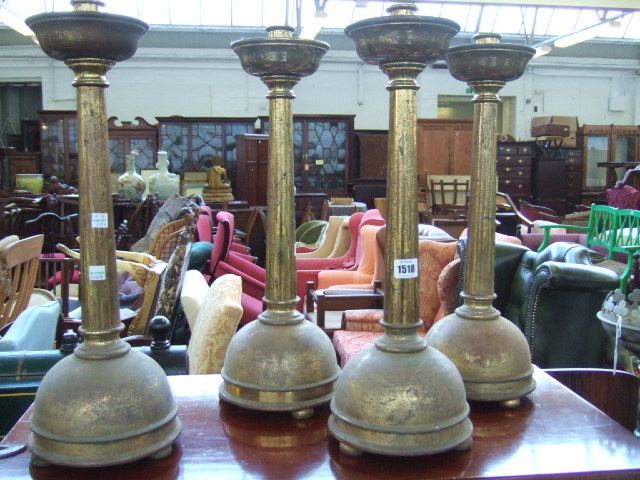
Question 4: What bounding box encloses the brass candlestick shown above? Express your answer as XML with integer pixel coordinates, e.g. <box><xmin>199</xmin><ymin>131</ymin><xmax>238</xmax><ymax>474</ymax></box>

<box><xmin>426</xmin><ymin>33</ymin><xmax>536</xmax><ymax>406</ymax></box>
<box><xmin>329</xmin><ymin>5</ymin><xmax>472</xmax><ymax>456</ymax></box>
<box><xmin>220</xmin><ymin>26</ymin><xmax>340</xmax><ymax>419</ymax></box>
<box><xmin>25</xmin><ymin>1</ymin><xmax>181</xmax><ymax>467</ymax></box>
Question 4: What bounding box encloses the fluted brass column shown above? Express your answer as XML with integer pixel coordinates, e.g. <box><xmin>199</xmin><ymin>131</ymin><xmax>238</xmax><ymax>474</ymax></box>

<box><xmin>426</xmin><ymin>33</ymin><xmax>536</xmax><ymax>406</ymax></box>
<box><xmin>220</xmin><ymin>26</ymin><xmax>340</xmax><ymax>418</ymax></box>
<box><xmin>329</xmin><ymin>4</ymin><xmax>473</xmax><ymax>457</ymax></box>
<box><xmin>25</xmin><ymin>1</ymin><xmax>180</xmax><ymax>467</ymax></box>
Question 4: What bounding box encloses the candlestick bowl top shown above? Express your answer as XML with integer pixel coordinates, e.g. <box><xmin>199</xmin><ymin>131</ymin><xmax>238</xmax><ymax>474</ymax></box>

<box><xmin>232</xmin><ymin>26</ymin><xmax>329</xmax><ymax>78</ymax></box>
<box><xmin>26</xmin><ymin>11</ymin><xmax>148</xmax><ymax>62</ymax></box>
<box><xmin>344</xmin><ymin>4</ymin><xmax>460</xmax><ymax>66</ymax></box>
<box><xmin>446</xmin><ymin>33</ymin><xmax>535</xmax><ymax>83</ymax></box>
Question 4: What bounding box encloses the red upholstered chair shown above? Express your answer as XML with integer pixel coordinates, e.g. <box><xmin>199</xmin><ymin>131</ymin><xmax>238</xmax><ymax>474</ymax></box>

<box><xmin>195</xmin><ymin>213</ymin><xmax>213</xmax><ymax>243</ymax></box>
<box><xmin>606</xmin><ymin>184</ymin><xmax>640</xmax><ymax>210</ymax></box>
<box><xmin>202</xmin><ymin>212</ymin><xmax>234</xmax><ymax>284</ymax></box>
<box><xmin>212</xmin><ymin>211</ymin><xmax>266</xmax><ymax>326</ymax></box>
<box><xmin>295</xmin><ymin>210</ymin><xmax>385</xmax><ymax>311</ymax></box>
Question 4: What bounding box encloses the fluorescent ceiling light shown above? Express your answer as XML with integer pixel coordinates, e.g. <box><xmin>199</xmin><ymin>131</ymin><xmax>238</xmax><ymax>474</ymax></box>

<box><xmin>0</xmin><ymin>4</ymin><xmax>33</xmax><ymax>36</ymax></box>
<box><xmin>554</xmin><ymin>18</ymin><xmax>622</xmax><ymax>48</ymax></box>
<box><xmin>533</xmin><ymin>45</ymin><xmax>552</xmax><ymax>58</ymax></box>
<box><xmin>300</xmin><ymin>10</ymin><xmax>328</xmax><ymax>40</ymax></box>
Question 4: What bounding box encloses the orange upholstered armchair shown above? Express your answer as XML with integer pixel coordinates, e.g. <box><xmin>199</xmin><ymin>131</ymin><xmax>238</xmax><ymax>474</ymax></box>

<box><xmin>331</xmin><ymin>238</ymin><xmax>459</xmax><ymax>366</ymax></box>
<box><xmin>330</xmin><ymin>231</ymin><xmax>523</xmax><ymax>367</ymax></box>
<box><xmin>316</xmin><ymin>224</ymin><xmax>384</xmax><ymax>290</ymax></box>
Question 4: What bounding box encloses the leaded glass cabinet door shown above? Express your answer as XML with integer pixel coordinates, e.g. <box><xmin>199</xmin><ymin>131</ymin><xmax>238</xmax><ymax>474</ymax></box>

<box><xmin>158</xmin><ymin>117</ymin><xmax>254</xmax><ymax>185</ymax></box>
<box><xmin>304</xmin><ymin>118</ymin><xmax>350</xmax><ymax>192</ymax></box>
<box><xmin>159</xmin><ymin>121</ymin><xmax>189</xmax><ymax>174</ymax></box>
<box><xmin>107</xmin><ymin>117</ymin><xmax>159</xmax><ymax>174</ymax></box>
<box><xmin>261</xmin><ymin>115</ymin><xmax>353</xmax><ymax>194</ymax></box>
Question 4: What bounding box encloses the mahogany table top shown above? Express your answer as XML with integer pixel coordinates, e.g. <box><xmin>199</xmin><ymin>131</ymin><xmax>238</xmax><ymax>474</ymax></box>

<box><xmin>2</xmin><ymin>368</ymin><xmax>640</xmax><ymax>479</ymax></box>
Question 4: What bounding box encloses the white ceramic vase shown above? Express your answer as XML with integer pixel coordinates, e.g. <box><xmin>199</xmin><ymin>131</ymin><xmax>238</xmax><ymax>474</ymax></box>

<box><xmin>117</xmin><ymin>152</ymin><xmax>146</xmax><ymax>201</ymax></box>
<box><xmin>148</xmin><ymin>151</ymin><xmax>179</xmax><ymax>200</ymax></box>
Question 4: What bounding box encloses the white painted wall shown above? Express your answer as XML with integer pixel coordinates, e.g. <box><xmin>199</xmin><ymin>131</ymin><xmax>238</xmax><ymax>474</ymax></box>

<box><xmin>2</xmin><ymin>43</ymin><xmax>638</xmax><ymax>140</ymax></box>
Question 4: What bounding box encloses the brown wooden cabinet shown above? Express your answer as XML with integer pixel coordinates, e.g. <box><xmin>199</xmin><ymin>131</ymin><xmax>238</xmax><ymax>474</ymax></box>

<box><xmin>235</xmin><ymin>133</ymin><xmax>268</xmax><ymax>206</ymax></box>
<box><xmin>531</xmin><ymin>145</ymin><xmax>583</xmax><ymax>216</ymax></box>
<box><xmin>497</xmin><ymin>141</ymin><xmax>532</xmax><ymax>205</ymax></box>
<box><xmin>9</xmin><ymin>151</ymin><xmax>40</xmax><ymax>186</ymax></box>
<box><xmin>417</xmin><ymin>119</ymin><xmax>473</xmax><ymax>176</ymax></box>
<box><xmin>355</xmin><ymin>131</ymin><xmax>387</xmax><ymax>179</ymax></box>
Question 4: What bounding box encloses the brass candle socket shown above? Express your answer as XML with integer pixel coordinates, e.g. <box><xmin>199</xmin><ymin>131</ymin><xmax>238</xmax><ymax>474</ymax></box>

<box><xmin>329</xmin><ymin>5</ymin><xmax>473</xmax><ymax>456</ymax></box>
<box><xmin>220</xmin><ymin>26</ymin><xmax>340</xmax><ymax>419</ymax></box>
<box><xmin>426</xmin><ymin>33</ymin><xmax>537</xmax><ymax>406</ymax></box>
<box><xmin>25</xmin><ymin>1</ymin><xmax>181</xmax><ymax>467</ymax></box>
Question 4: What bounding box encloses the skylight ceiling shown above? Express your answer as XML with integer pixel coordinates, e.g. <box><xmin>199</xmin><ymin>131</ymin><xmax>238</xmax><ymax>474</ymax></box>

<box><xmin>3</xmin><ymin>0</ymin><xmax>639</xmax><ymax>42</ymax></box>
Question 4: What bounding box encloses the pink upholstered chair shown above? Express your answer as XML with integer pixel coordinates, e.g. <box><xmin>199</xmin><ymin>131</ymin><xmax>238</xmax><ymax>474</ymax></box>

<box><xmin>195</xmin><ymin>213</ymin><xmax>213</xmax><ymax>243</ymax></box>
<box><xmin>607</xmin><ymin>185</ymin><xmax>640</xmax><ymax>210</ymax></box>
<box><xmin>202</xmin><ymin>211</ymin><xmax>234</xmax><ymax>284</ymax></box>
<box><xmin>212</xmin><ymin>212</ymin><xmax>266</xmax><ymax>326</ymax></box>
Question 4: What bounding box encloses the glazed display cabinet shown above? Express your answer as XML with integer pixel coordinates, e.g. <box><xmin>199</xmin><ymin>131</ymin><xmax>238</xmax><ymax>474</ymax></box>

<box><xmin>260</xmin><ymin>114</ymin><xmax>354</xmax><ymax>194</ymax></box>
<box><xmin>107</xmin><ymin>117</ymin><xmax>159</xmax><ymax>172</ymax></box>
<box><xmin>39</xmin><ymin>110</ymin><xmax>78</xmax><ymax>185</ymax></box>
<box><xmin>157</xmin><ymin>116</ymin><xmax>255</xmax><ymax>183</ymax></box>
<box><xmin>579</xmin><ymin>124</ymin><xmax>639</xmax><ymax>191</ymax></box>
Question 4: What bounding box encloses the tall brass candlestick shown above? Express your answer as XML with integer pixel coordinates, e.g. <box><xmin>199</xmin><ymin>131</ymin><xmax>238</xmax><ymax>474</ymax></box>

<box><xmin>25</xmin><ymin>1</ymin><xmax>180</xmax><ymax>467</ymax></box>
<box><xmin>220</xmin><ymin>26</ymin><xmax>339</xmax><ymax>419</ymax></box>
<box><xmin>426</xmin><ymin>33</ymin><xmax>536</xmax><ymax>406</ymax></box>
<box><xmin>329</xmin><ymin>5</ymin><xmax>472</xmax><ymax>456</ymax></box>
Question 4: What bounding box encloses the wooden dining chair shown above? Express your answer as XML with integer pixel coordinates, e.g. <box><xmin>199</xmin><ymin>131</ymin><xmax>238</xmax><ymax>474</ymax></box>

<box><xmin>430</xmin><ymin>177</ymin><xmax>469</xmax><ymax>218</ymax></box>
<box><xmin>0</xmin><ymin>234</ymin><xmax>44</xmax><ymax>329</ymax></box>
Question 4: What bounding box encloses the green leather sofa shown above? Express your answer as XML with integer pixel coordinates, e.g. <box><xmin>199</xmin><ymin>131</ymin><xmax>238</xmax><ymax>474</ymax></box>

<box><xmin>457</xmin><ymin>239</ymin><xmax>620</xmax><ymax>368</ymax></box>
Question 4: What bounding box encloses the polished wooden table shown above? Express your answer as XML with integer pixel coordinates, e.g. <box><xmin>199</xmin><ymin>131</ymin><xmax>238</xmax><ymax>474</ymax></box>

<box><xmin>2</xmin><ymin>369</ymin><xmax>640</xmax><ymax>479</ymax></box>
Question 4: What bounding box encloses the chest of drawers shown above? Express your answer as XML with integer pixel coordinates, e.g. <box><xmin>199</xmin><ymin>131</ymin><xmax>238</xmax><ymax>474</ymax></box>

<box><xmin>496</xmin><ymin>142</ymin><xmax>532</xmax><ymax>205</ymax></box>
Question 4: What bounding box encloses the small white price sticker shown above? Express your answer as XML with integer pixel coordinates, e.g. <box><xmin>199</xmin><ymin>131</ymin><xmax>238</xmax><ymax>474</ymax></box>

<box><xmin>394</xmin><ymin>258</ymin><xmax>418</xmax><ymax>279</ymax></box>
<box><xmin>88</xmin><ymin>265</ymin><xmax>106</xmax><ymax>281</ymax></box>
<box><xmin>91</xmin><ymin>213</ymin><xmax>108</xmax><ymax>229</ymax></box>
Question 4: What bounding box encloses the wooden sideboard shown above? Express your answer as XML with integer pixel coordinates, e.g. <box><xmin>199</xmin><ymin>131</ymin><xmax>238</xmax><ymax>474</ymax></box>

<box><xmin>2</xmin><ymin>369</ymin><xmax>640</xmax><ymax>479</ymax></box>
